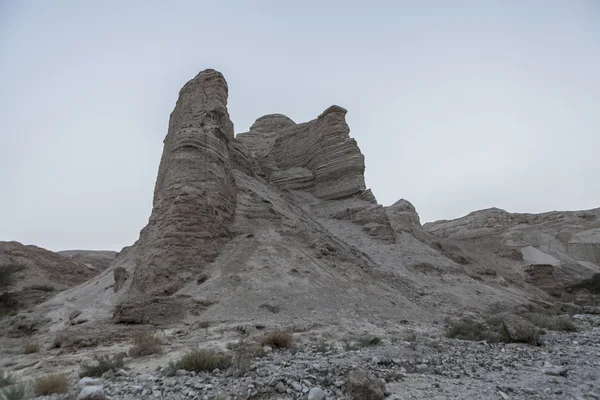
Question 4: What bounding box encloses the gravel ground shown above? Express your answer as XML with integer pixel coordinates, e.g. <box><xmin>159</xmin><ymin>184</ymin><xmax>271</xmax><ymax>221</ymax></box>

<box><xmin>31</xmin><ymin>314</ymin><xmax>597</xmax><ymax>400</ymax></box>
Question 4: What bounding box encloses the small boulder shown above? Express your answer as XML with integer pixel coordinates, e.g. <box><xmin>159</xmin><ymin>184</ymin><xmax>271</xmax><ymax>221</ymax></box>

<box><xmin>308</xmin><ymin>387</ymin><xmax>326</xmax><ymax>400</ymax></box>
<box><xmin>347</xmin><ymin>369</ymin><xmax>387</xmax><ymax>400</ymax></box>
<box><xmin>78</xmin><ymin>385</ymin><xmax>105</xmax><ymax>400</ymax></box>
<box><xmin>501</xmin><ymin>313</ymin><xmax>539</xmax><ymax>345</ymax></box>
<box><xmin>77</xmin><ymin>377</ymin><xmax>103</xmax><ymax>389</ymax></box>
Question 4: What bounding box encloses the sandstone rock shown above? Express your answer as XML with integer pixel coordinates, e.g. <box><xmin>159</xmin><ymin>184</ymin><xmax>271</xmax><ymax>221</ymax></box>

<box><xmin>113</xmin><ymin>267</ymin><xmax>129</xmax><ymax>292</ymax></box>
<box><xmin>501</xmin><ymin>313</ymin><xmax>539</xmax><ymax>345</ymax></box>
<box><xmin>78</xmin><ymin>377</ymin><xmax>104</xmax><ymax>389</ymax></box>
<box><xmin>246</xmin><ymin>105</ymin><xmax>368</xmax><ymax>201</ymax></box>
<box><xmin>0</xmin><ymin>241</ymin><xmax>97</xmax><ymax>291</ymax></box>
<box><xmin>347</xmin><ymin>369</ymin><xmax>387</xmax><ymax>400</ymax></box>
<box><xmin>77</xmin><ymin>385</ymin><xmax>105</xmax><ymax>400</ymax></box>
<box><xmin>308</xmin><ymin>387</ymin><xmax>326</xmax><ymax>400</ymax></box>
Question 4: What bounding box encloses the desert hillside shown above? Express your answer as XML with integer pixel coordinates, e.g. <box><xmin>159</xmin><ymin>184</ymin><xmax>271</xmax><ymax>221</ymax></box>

<box><xmin>58</xmin><ymin>250</ymin><xmax>118</xmax><ymax>272</ymax></box>
<box><xmin>0</xmin><ymin>69</ymin><xmax>598</xmax><ymax>400</ymax></box>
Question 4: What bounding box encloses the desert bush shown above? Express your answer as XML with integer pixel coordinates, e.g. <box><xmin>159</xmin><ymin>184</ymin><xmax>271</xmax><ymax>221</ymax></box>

<box><xmin>357</xmin><ymin>335</ymin><xmax>381</xmax><ymax>347</ymax></box>
<box><xmin>1</xmin><ymin>383</ymin><xmax>29</xmax><ymax>400</ymax></box>
<box><xmin>33</xmin><ymin>373</ymin><xmax>69</xmax><ymax>396</ymax></box>
<box><xmin>0</xmin><ymin>265</ymin><xmax>25</xmax><ymax>289</ymax></box>
<box><xmin>570</xmin><ymin>273</ymin><xmax>600</xmax><ymax>294</ymax></box>
<box><xmin>23</xmin><ymin>342</ymin><xmax>40</xmax><ymax>354</ymax></box>
<box><xmin>175</xmin><ymin>349</ymin><xmax>231</xmax><ymax>372</ymax></box>
<box><xmin>520</xmin><ymin>313</ymin><xmax>578</xmax><ymax>332</ymax></box>
<box><xmin>403</xmin><ymin>330</ymin><xmax>417</xmax><ymax>342</ymax></box>
<box><xmin>79</xmin><ymin>354</ymin><xmax>125</xmax><ymax>377</ymax></box>
<box><xmin>445</xmin><ymin>318</ymin><xmax>506</xmax><ymax>343</ymax></box>
<box><xmin>0</xmin><ymin>370</ymin><xmax>14</xmax><ymax>388</ymax></box>
<box><xmin>129</xmin><ymin>331</ymin><xmax>162</xmax><ymax>357</ymax></box>
<box><xmin>229</xmin><ymin>339</ymin><xmax>265</xmax><ymax>376</ymax></box>
<box><xmin>315</xmin><ymin>340</ymin><xmax>334</xmax><ymax>353</ymax></box>
<box><xmin>260</xmin><ymin>331</ymin><xmax>293</xmax><ymax>349</ymax></box>
<box><xmin>25</xmin><ymin>284</ymin><xmax>55</xmax><ymax>292</ymax></box>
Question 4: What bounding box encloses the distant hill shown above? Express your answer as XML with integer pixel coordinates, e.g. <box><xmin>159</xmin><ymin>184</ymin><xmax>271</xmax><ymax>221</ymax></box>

<box><xmin>58</xmin><ymin>250</ymin><xmax>118</xmax><ymax>271</ymax></box>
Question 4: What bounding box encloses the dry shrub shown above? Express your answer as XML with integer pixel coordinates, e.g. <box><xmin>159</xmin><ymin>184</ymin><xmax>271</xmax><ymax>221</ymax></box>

<box><xmin>79</xmin><ymin>354</ymin><xmax>125</xmax><ymax>377</ymax></box>
<box><xmin>0</xmin><ymin>370</ymin><xmax>14</xmax><ymax>388</ymax></box>
<box><xmin>445</xmin><ymin>318</ymin><xmax>506</xmax><ymax>343</ymax></box>
<box><xmin>228</xmin><ymin>339</ymin><xmax>266</xmax><ymax>376</ymax></box>
<box><xmin>23</xmin><ymin>342</ymin><xmax>40</xmax><ymax>354</ymax></box>
<box><xmin>176</xmin><ymin>349</ymin><xmax>231</xmax><ymax>372</ymax></box>
<box><xmin>0</xmin><ymin>265</ymin><xmax>25</xmax><ymax>289</ymax></box>
<box><xmin>33</xmin><ymin>373</ymin><xmax>69</xmax><ymax>396</ymax></box>
<box><xmin>357</xmin><ymin>335</ymin><xmax>381</xmax><ymax>348</ymax></box>
<box><xmin>520</xmin><ymin>313</ymin><xmax>578</xmax><ymax>332</ymax></box>
<box><xmin>129</xmin><ymin>331</ymin><xmax>163</xmax><ymax>357</ymax></box>
<box><xmin>260</xmin><ymin>331</ymin><xmax>293</xmax><ymax>349</ymax></box>
<box><xmin>1</xmin><ymin>382</ymin><xmax>29</xmax><ymax>400</ymax></box>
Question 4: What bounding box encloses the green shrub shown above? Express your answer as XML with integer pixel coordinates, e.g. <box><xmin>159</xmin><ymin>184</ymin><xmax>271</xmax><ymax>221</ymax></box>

<box><xmin>25</xmin><ymin>284</ymin><xmax>55</xmax><ymax>292</ymax></box>
<box><xmin>315</xmin><ymin>340</ymin><xmax>334</xmax><ymax>353</ymax></box>
<box><xmin>570</xmin><ymin>273</ymin><xmax>600</xmax><ymax>294</ymax></box>
<box><xmin>357</xmin><ymin>335</ymin><xmax>381</xmax><ymax>347</ymax></box>
<box><xmin>175</xmin><ymin>349</ymin><xmax>231</xmax><ymax>372</ymax></box>
<box><xmin>129</xmin><ymin>332</ymin><xmax>162</xmax><ymax>357</ymax></box>
<box><xmin>33</xmin><ymin>373</ymin><xmax>69</xmax><ymax>396</ymax></box>
<box><xmin>0</xmin><ymin>370</ymin><xmax>14</xmax><ymax>388</ymax></box>
<box><xmin>445</xmin><ymin>318</ymin><xmax>506</xmax><ymax>343</ymax></box>
<box><xmin>260</xmin><ymin>331</ymin><xmax>293</xmax><ymax>349</ymax></box>
<box><xmin>1</xmin><ymin>383</ymin><xmax>29</xmax><ymax>400</ymax></box>
<box><xmin>79</xmin><ymin>354</ymin><xmax>125</xmax><ymax>377</ymax></box>
<box><xmin>0</xmin><ymin>265</ymin><xmax>25</xmax><ymax>289</ymax></box>
<box><xmin>520</xmin><ymin>313</ymin><xmax>578</xmax><ymax>332</ymax></box>
<box><xmin>229</xmin><ymin>339</ymin><xmax>265</xmax><ymax>376</ymax></box>
<box><xmin>23</xmin><ymin>342</ymin><xmax>40</xmax><ymax>354</ymax></box>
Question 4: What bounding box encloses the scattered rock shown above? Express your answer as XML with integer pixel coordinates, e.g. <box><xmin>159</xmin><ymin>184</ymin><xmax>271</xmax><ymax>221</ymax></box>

<box><xmin>501</xmin><ymin>313</ymin><xmax>539</xmax><ymax>345</ymax></box>
<box><xmin>347</xmin><ymin>369</ymin><xmax>387</xmax><ymax>400</ymax></box>
<box><xmin>78</xmin><ymin>385</ymin><xmax>105</xmax><ymax>400</ymax></box>
<box><xmin>308</xmin><ymin>387</ymin><xmax>326</xmax><ymax>400</ymax></box>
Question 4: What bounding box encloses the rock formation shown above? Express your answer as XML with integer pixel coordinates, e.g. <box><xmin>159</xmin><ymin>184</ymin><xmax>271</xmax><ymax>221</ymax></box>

<box><xmin>0</xmin><ymin>241</ymin><xmax>97</xmax><ymax>290</ymax></box>
<box><xmin>31</xmin><ymin>69</ymin><xmax>600</xmax><ymax>334</ymax></box>
<box><xmin>0</xmin><ymin>241</ymin><xmax>98</xmax><ymax>316</ymax></box>
<box><xmin>126</xmin><ymin>69</ymin><xmax>237</xmax><ymax>298</ymax></box>
<box><xmin>59</xmin><ymin>250</ymin><xmax>118</xmax><ymax>271</ymax></box>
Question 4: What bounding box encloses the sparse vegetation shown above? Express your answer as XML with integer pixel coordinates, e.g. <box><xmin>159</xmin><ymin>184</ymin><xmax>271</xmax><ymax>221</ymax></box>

<box><xmin>174</xmin><ymin>349</ymin><xmax>232</xmax><ymax>372</ymax></box>
<box><xmin>403</xmin><ymin>330</ymin><xmax>417</xmax><ymax>342</ymax></box>
<box><xmin>228</xmin><ymin>339</ymin><xmax>265</xmax><ymax>376</ymax></box>
<box><xmin>357</xmin><ymin>335</ymin><xmax>381</xmax><ymax>347</ymax></box>
<box><xmin>260</xmin><ymin>331</ymin><xmax>293</xmax><ymax>349</ymax></box>
<box><xmin>520</xmin><ymin>313</ymin><xmax>578</xmax><ymax>332</ymax></box>
<box><xmin>0</xmin><ymin>370</ymin><xmax>14</xmax><ymax>388</ymax></box>
<box><xmin>0</xmin><ymin>265</ymin><xmax>25</xmax><ymax>289</ymax></box>
<box><xmin>445</xmin><ymin>318</ymin><xmax>507</xmax><ymax>343</ymax></box>
<box><xmin>33</xmin><ymin>373</ymin><xmax>69</xmax><ymax>396</ymax></box>
<box><xmin>79</xmin><ymin>354</ymin><xmax>125</xmax><ymax>377</ymax></box>
<box><xmin>570</xmin><ymin>273</ymin><xmax>600</xmax><ymax>294</ymax></box>
<box><xmin>315</xmin><ymin>340</ymin><xmax>334</xmax><ymax>353</ymax></box>
<box><xmin>25</xmin><ymin>284</ymin><xmax>55</xmax><ymax>292</ymax></box>
<box><xmin>129</xmin><ymin>331</ymin><xmax>163</xmax><ymax>357</ymax></box>
<box><xmin>1</xmin><ymin>383</ymin><xmax>29</xmax><ymax>400</ymax></box>
<box><xmin>23</xmin><ymin>342</ymin><xmax>40</xmax><ymax>354</ymax></box>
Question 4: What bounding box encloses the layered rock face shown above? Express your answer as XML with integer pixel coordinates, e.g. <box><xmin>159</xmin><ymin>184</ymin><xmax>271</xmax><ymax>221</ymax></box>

<box><xmin>35</xmin><ymin>68</ymin><xmax>599</xmax><ymax>332</ymax></box>
<box><xmin>238</xmin><ymin>106</ymin><xmax>368</xmax><ymax>201</ymax></box>
<box><xmin>424</xmin><ymin>207</ymin><xmax>600</xmax><ymax>285</ymax></box>
<box><xmin>126</xmin><ymin>70</ymin><xmax>237</xmax><ymax>297</ymax></box>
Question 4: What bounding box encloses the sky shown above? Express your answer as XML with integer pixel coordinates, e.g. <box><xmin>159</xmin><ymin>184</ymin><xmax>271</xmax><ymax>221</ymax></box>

<box><xmin>0</xmin><ymin>1</ymin><xmax>598</xmax><ymax>251</ymax></box>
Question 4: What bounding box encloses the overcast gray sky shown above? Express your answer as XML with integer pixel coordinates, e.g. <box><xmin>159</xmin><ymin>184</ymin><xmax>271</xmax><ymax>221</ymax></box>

<box><xmin>0</xmin><ymin>1</ymin><xmax>598</xmax><ymax>251</ymax></box>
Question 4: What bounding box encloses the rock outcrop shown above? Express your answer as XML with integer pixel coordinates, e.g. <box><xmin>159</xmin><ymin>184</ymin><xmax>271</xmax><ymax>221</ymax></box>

<box><xmin>59</xmin><ymin>250</ymin><xmax>118</xmax><ymax>271</ymax></box>
<box><xmin>30</xmin><ymin>69</ymin><xmax>599</xmax><ymax>334</ymax></box>
<box><xmin>0</xmin><ymin>241</ymin><xmax>97</xmax><ymax>290</ymax></box>
<box><xmin>423</xmin><ymin>207</ymin><xmax>600</xmax><ymax>286</ymax></box>
<box><xmin>126</xmin><ymin>69</ymin><xmax>238</xmax><ymax>298</ymax></box>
